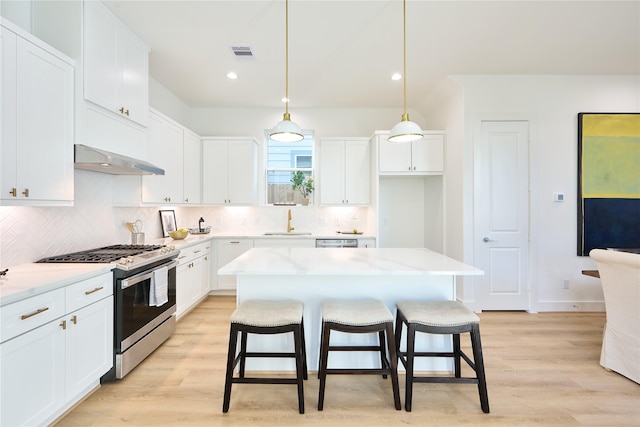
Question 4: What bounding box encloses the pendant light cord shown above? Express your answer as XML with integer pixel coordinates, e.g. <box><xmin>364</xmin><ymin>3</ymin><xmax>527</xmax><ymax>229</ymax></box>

<box><xmin>402</xmin><ymin>0</ymin><xmax>407</xmax><ymax>118</ymax></box>
<box><xmin>285</xmin><ymin>0</ymin><xmax>290</xmax><ymax>116</ymax></box>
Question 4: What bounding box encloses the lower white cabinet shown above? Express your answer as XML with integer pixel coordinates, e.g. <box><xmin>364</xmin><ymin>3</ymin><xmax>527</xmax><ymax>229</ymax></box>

<box><xmin>0</xmin><ymin>272</ymin><xmax>113</xmax><ymax>427</ymax></box>
<box><xmin>358</xmin><ymin>238</ymin><xmax>377</xmax><ymax>248</ymax></box>
<box><xmin>214</xmin><ymin>239</ymin><xmax>254</xmax><ymax>291</ymax></box>
<box><xmin>176</xmin><ymin>241</ymin><xmax>211</xmax><ymax>319</ymax></box>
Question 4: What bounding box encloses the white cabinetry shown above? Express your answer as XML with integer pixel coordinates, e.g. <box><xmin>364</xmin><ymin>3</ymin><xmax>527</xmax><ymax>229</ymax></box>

<box><xmin>202</xmin><ymin>138</ymin><xmax>258</xmax><ymax>205</ymax></box>
<box><xmin>254</xmin><ymin>238</ymin><xmax>315</xmax><ymax>248</ymax></box>
<box><xmin>83</xmin><ymin>0</ymin><xmax>149</xmax><ymax>126</ymax></box>
<box><xmin>0</xmin><ymin>272</ymin><xmax>113</xmax><ymax>427</ymax></box>
<box><xmin>1</xmin><ymin>22</ymin><xmax>74</xmax><ymax>206</ymax></box>
<box><xmin>214</xmin><ymin>239</ymin><xmax>254</xmax><ymax>291</ymax></box>
<box><xmin>377</xmin><ymin>132</ymin><xmax>444</xmax><ymax>174</ymax></box>
<box><xmin>358</xmin><ymin>238</ymin><xmax>377</xmax><ymax>248</ymax></box>
<box><xmin>319</xmin><ymin>138</ymin><xmax>370</xmax><ymax>205</ymax></box>
<box><xmin>183</xmin><ymin>129</ymin><xmax>202</xmax><ymax>204</ymax></box>
<box><xmin>142</xmin><ymin>110</ymin><xmax>184</xmax><ymax>204</ymax></box>
<box><xmin>176</xmin><ymin>241</ymin><xmax>211</xmax><ymax>319</ymax></box>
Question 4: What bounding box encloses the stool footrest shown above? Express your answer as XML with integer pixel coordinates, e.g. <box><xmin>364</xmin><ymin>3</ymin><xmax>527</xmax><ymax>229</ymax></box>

<box><xmin>241</xmin><ymin>352</ymin><xmax>297</xmax><ymax>358</ymax></box>
<box><xmin>328</xmin><ymin>345</ymin><xmax>382</xmax><ymax>352</ymax></box>
<box><xmin>412</xmin><ymin>377</ymin><xmax>479</xmax><ymax>385</ymax></box>
<box><xmin>325</xmin><ymin>368</ymin><xmax>391</xmax><ymax>375</ymax></box>
<box><xmin>232</xmin><ymin>377</ymin><xmax>300</xmax><ymax>385</ymax></box>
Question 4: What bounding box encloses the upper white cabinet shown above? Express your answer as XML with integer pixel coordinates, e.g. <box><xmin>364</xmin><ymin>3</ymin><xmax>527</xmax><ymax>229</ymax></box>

<box><xmin>183</xmin><ymin>129</ymin><xmax>202</xmax><ymax>205</ymax></box>
<box><xmin>84</xmin><ymin>0</ymin><xmax>149</xmax><ymax>126</ymax></box>
<box><xmin>1</xmin><ymin>22</ymin><xmax>74</xmax><ymax>206</ymax></box>
<box><xmin>142</xmin><ymin>110</ymin><xmax>184</xmax><ymax>204</ymax></box>
<box><xmin>377</xmin><ymin>132</ymin><xmax>444</xmax><ymax>174</ymax></box>
<box><xmin>202</xmin><ymin>138</ymin><xmax>258</xmax><ymax>205</ymax></box>
<box><xmin>319</xmin><ymin>138</ymin><xmax>370</xmax><ymax>205</ymax></box>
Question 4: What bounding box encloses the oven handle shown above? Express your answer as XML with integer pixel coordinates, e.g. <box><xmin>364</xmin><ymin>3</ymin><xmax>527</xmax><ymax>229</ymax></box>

<box><xmin>121</xmin><ymin>259</ymin><xmax>178</xmax><ymax>290</ymax></box>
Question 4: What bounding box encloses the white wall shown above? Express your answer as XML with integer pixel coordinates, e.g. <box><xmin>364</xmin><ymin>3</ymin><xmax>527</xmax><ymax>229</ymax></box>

<box><xmin>443</xmin><ymin>74</ymin><xmax>639</xmax><ymax>311</ymax></box>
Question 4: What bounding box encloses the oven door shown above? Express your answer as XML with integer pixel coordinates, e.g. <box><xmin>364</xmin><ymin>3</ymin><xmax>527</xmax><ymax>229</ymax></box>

<box><xmin>115</xmin><ymin>259</ymin><xmax>177</xmax><ymax>352</ymax></box>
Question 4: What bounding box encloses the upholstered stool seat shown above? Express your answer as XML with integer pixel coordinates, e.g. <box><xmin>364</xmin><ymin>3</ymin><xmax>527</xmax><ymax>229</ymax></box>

<box><xmin>395</xmin><ymin>300</ymin><xmax>489</xmax><ymax>413</ymax></box>
<box><xmin>222</xmin><ymin>300</ymin><xmax>307</xmax><ymax>414</ymax></box>
<box><xmin>318</xmin><ymin>299</ymin><xmax>401</xmax><ymax>410</ymax></box>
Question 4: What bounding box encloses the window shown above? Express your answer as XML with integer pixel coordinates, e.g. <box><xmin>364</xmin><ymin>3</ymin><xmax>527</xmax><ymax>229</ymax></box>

<box><xmin>265</xmin><ymin>131</ymin><xmax>314</xmax><ymax>205</ymax></box>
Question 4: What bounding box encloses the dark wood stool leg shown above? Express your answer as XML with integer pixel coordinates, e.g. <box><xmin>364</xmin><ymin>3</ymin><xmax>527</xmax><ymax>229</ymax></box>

<box><xmin>405</xmin><ymin>324</ymin><xmax>416</xmax><ymax>412</ymax></box>
<box><xmin>378</xmin><ymin>330</ymin><xmax>388</xmax><ymax>379</ymax></box>
<box><xmin>471</xmin><ymin>324</ymin><xmax>490</xmax><ymax>413</ymax></box>
<box><xmin>293</xmin><ymin>324</ymin><xmax>305</xmax><ymax>414</ymax></box>
<box><xmin>222</xmin><ymin>324</ymin><xmax>239</xmax><ymax>413</ymax></box>
<box><xmin>453</xmin><ymin>333</ymin><xmax>461</xmax><ymax>378</ymax></box>
<box><xmin>300</xmin><ymin>320</ymin><xmax>308</xmax><ymax>380</ymax></box>
<box><xmin>385</xmin><ymin>322</ymin><xmax>402</xmax><ymax>410</ymax></box>
<box><xmin>239</xmin><ymin>330</ymin><xmax>248</xmax><ymax>378</ymax></box>
<box><xmin>317</xmin><ymin>323</ymin><xmax>331</xmax><ymax>411</ymax></box>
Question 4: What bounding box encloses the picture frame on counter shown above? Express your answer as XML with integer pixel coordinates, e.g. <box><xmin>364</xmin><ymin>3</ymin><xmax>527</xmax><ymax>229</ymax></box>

<box><xmin>159</xmin><ymin>210</ymin><xmax>177</xmax><ymax>237</ymax></box>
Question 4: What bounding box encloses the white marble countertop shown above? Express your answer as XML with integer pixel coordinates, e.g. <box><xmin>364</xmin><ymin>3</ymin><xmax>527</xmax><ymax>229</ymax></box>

<box><xmin>0</xmin><ymin>263</ymin><xmax>113</xmax><ymax>306</ymax></box>
<box><xmin>218</xmin><ymin>247</ymin><xmax>484</xmax><ymax>276</ymax></box>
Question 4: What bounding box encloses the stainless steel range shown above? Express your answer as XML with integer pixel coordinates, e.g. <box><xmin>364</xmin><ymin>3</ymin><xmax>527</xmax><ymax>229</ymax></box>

<box><xmin>37</xmin><ymin>244</ymin><xmax>180</xmax><ymax>381</ymax></box>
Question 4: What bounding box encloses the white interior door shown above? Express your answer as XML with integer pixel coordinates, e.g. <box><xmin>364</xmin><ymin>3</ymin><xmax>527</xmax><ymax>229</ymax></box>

<box><xmin>475</xmin><ymin>121</ymin><xmax>529</xmax><ymax>310</ymax></box>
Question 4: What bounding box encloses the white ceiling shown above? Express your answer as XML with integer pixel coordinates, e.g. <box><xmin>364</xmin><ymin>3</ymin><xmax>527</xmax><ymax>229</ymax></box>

<box><xmin>105</xmin><ymin>0</ymin><xmax>640</xmax><ymax>110</ymax></box>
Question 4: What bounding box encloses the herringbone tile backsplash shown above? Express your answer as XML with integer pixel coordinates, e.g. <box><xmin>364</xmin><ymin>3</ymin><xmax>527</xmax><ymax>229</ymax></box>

<box><xmin>0</xmin><ymin>170</ymin><xmax>370</xmax><ymax>268</ymax></box>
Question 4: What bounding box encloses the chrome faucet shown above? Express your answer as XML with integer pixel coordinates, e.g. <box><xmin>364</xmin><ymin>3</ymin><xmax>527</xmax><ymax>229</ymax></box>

<box><xmin>287</xmin><ymin>209</ymin><xmax>295</xmax><ymax>233</ymax></box>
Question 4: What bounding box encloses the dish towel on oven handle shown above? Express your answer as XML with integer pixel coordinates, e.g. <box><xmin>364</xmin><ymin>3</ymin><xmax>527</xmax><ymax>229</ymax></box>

<box><xmin>149</xmin><ymin>266</ymin><xmax>169</xmax><ymax>306</ymax></box>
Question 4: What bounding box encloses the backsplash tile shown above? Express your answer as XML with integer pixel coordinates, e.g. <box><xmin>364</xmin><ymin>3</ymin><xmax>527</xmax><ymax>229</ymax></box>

<box><xmin>0</xmin><ymin>170</ymin><xmax>371</xmax><ymax>268</ymax></box>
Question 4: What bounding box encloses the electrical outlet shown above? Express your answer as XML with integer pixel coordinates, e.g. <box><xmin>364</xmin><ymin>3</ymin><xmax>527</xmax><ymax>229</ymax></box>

<box><xmin>562</xmin><ymin>279</ymin><xmax>570</xmax><ymax>289</ymax></box>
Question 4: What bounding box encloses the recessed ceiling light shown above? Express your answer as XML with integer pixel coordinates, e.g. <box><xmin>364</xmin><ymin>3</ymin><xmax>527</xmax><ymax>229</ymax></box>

<box><xmin>391</xmin><ymin>73</ymin><xmax>402</xmax><ymax>81</ymax></box>
<box><xmin>227</xmin><ymin>72</ymin><xmax>238</xmax><ymax>80</ymax></box>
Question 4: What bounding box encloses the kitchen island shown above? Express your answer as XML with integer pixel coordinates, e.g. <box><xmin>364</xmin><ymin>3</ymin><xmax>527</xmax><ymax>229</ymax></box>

<box><xmin>218</xmin><ymin>247</ymin><xmax>483</xmax><ymax>372</ymax></box>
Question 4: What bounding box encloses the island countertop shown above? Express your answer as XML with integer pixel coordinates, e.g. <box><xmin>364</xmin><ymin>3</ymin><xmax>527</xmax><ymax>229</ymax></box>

<box><xmin>218</xmin><ymin>247</ymin><xmax>484</xmax><ymax>276</ymax></box>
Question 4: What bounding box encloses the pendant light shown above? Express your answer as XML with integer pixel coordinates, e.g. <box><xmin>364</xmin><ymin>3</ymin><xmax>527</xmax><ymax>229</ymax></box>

<box><xmin>388</xmin><ymin>0</ymin><xmax>424</xmax><ymax>143</ymax></box>
<box><xmin>269</xmin><ymin>0</ymin><xmax>304</xmax><ymax>142</ymax></box>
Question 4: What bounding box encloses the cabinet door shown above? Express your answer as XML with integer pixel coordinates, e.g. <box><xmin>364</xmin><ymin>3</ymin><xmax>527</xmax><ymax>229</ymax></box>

<box><xmin>411</xmin><ymin>134</ymin><xmax>444</xmax><ymax>172</ymax></box>
<box><xmin>378</xmin><ymin>136</ymin><xmax>412</xmax><ymax>172</ymax></box>
<box><xmin>200</xmin><ymin>245</ymin><xmax>212</xmax><ymax>297</ymax></box>
<box><xmin>183</xmin><ymin>130</ymin><xmax>202</xmax><ymax>204</ymax></box>
<box><xmin>175</xmin><ymin>261</ymin><xmax>191</xmax><ymax>317</ymax></box>
<box><xmin>216</xmin><ymin>239</ymin><xmax>253</xmax><ymax>290</ymax></box>
<box><xmin>65</xmin><ymin>297</ymin><xmax>114</xmax><ymax>400</ymax></box>
<box><xmin>84</xmin><ymin>0</ymin><xmax>120</xmax><ymax>113</ymax></box>
<box><xmin>202</xmin><ymin>139</ymin><xmax>229</xmax><ymax>204</ymax></box>
<box><xmin>319</xmin><ymin>140</ymin><xmax>346</xmax><ymax>205</ymax></box>
<box><xmin>344</xmin><ymin>139</ymin><xmax>370</xmax><ymax>204</ymax></box>
<box><xmin>1</xmin><ymin>319</ymin><xmax>66</xmax><ymax>427</ymax></box>
<box><xmin>142</xmin><ymin>112</ymin><xmax>184</xmax><ymax>204</ymax></box>
<box><xmin>227</xmin><ymin>140</ymin><xmax>257</xmax><ymax>205</ymax></box>
<box><xmin>118</xmin><ymin>27</ymin><xmax>149</xmax><ymax>126</ymax></box>
<box><xmin>1</xmin><ymin>27</ymin><xmax>18</xmax><ymax>201</ymax></box>
<box><xmin>358</xmin><ymin>238</ymin><xmax>377</xmax><ymax>248</ymax></box>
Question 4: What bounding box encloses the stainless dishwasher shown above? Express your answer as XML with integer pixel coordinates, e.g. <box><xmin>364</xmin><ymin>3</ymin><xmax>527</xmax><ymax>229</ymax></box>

<box><xmin>315</xmin><ymin>239</ymin><xmax>358</xmax><ymax>248</ymax></box>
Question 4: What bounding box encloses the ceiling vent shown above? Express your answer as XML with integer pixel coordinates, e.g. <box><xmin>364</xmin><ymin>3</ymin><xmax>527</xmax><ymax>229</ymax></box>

<box><xmin>230</xmin><ymin>46</ymin><xmax>254</xmax><ymax>58</ymax></box>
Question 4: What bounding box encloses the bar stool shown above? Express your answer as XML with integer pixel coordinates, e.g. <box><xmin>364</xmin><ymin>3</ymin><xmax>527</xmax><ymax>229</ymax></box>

<box><xmin>395</xmin><ymin>300</ymin><xmax>490</xmax><ymax>413</ymax></box>
<box><xmin>222</xmin><ymin>300</ymin><xmax>307</xmax><ymax>414</ymax></box>
<box><xmin>317</xmin><ymin>299</ymin><xmax>401</xmax><ymax>410</ymax></box>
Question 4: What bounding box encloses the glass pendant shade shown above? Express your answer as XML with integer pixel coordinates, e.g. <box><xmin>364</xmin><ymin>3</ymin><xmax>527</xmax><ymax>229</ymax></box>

<box><xmin>389</xmin><ymin>113</ymin><xmax>423</xmax><ymax>143</ymax></box>
<box><xmin>270</xmin><ymin>112</ymin><xmax>304</xmax><ymax>142</ymax></box>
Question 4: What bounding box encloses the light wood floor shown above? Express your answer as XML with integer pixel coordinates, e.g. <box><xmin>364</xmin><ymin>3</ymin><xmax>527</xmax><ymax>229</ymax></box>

<box><xmin>56</xmin><ymin>296</ymin><xmax>639</xmax><ymax>427</ymax></box>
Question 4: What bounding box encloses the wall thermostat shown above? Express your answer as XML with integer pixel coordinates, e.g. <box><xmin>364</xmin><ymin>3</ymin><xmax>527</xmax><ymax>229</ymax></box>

<box><xmin>553</xmin><ymin>193</ymin><xmax>564</xmax><ymax>202</ymax></box>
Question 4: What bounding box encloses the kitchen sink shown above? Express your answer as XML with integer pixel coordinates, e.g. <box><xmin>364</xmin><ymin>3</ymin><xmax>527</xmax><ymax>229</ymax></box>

<box><xmin>263</xmin><ymin>232</ymin><xmax>312</xmax><ymax>236</ymax></box>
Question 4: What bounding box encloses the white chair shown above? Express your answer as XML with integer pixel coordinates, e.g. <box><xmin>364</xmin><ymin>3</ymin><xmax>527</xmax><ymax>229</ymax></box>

<box><xmin>589</xmin><ymin>249</ymin><xmax>640</xmax><ymax>384</ymax></box>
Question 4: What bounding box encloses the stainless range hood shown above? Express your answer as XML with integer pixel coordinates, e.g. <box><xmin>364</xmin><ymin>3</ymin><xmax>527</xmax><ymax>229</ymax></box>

<box><xmin>74</xmin><ymin>144</ymin><xmax>164</xmax><ymax>175</ymax></box>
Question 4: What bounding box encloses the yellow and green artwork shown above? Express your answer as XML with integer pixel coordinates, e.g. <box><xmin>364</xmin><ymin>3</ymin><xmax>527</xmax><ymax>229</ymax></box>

<box><xmin>578</xmin><ymin>113</ymin><xmax>640</xmax><ymax>255</ymax></box>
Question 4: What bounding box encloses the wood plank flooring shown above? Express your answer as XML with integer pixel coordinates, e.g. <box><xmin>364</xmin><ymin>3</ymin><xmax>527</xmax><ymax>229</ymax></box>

<box><xmin>55</xmin><ymin>296</ymin><xmax>640</xmax><ymax>427</ymax></box>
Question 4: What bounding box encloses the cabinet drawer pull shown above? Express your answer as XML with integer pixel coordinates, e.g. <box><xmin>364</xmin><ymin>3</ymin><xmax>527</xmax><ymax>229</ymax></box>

<box><xmin>178</xmin><ymin>255</ymin><xmax>187</xmax><ymax>259</ymax></box>
<box><xmin>84</xmin><ymin>286</ymin><xmax>104</xmax><ymax>295</ymax></box>
<box><xmin>22</xmin><ymin>188</ymin><xmax>29</xmax><ymax>197</ymax></box>
<box><xmin>71</xmin><ymin>315</ymin><xmax>77</xmax><ymax>325</ymax></box>
<box><xmin>230</xmin><ymin>241</ymin><xmax>240</xmax><ymax>244</ymax></box>
<box><xmin>60</xmin><ymin>320</ymin><xmax>66</xmax><ymax>330</ymax></box>
<box><xmin>9</xmin><ymin>188</ymin><xmax>16</xmax><ymax>197</ymax></box>
<box><xmin>20</xmin><ymin>307</ymin><xmax>49</xmax><ymax>320</ymax></box>
<box><xmin>193</xmin><ymin>250</ymin><xmax>201</xmax><ymax>254</ymax></box>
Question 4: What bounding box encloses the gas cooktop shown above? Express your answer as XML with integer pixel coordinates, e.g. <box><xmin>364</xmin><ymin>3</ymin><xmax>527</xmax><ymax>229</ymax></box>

<box><xmin>37</xmin><ymin>244</ymin><xmax>179</xmax><ymax>271</ymax></box>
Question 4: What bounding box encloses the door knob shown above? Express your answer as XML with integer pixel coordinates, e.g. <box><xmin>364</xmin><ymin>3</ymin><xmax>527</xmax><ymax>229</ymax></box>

<box><xmin>482</xmin><ymin>237</ymin><xmax>496</xmax><ymax>242</ymax></box>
